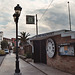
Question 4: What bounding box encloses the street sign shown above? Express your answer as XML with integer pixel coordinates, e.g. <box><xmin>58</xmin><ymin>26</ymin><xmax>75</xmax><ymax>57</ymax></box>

<box><xmin>26</xmin><ymin>15</ymin><xmax>35</xmax><ymax>24</ymax></box>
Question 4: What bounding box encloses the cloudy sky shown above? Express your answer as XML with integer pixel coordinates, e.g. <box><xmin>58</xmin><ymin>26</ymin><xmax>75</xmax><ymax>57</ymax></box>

<box><xmin>0</xmin><ymin>0</ymin><xmax>75</xmax><ymax>38</ymax></box>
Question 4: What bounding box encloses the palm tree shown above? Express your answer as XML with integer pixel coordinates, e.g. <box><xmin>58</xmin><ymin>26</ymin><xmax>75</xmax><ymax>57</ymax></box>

<box><xmin>19</xmin><ymin>32</ymin><xmax>30</xmax><ymax>46</ymax></box>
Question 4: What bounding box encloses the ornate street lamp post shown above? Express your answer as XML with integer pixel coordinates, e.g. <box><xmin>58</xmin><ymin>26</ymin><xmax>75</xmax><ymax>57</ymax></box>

<box><xmin>13</xmin><ymin>4</ymin><xmax>22</xmax><ymax>75</ymax></box>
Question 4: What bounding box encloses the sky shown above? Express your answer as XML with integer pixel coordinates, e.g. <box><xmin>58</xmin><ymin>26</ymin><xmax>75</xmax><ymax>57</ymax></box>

<box><xmin>0</xmin><ymin>0</ymin><xmax>75</xmax><ymax>38</ymax></box>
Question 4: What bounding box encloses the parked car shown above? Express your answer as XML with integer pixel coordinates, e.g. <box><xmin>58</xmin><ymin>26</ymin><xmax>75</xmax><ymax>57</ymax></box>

<box><xmin>4</xmin><ymin>49</ymin><xmax>9</xmax><ymax>54</ymax></box>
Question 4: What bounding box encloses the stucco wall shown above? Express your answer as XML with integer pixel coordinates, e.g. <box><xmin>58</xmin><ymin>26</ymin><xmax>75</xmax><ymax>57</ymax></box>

<box><xmin>47</xmin><ymin>35</ymin><xmax>75</xmax><ymax>74</ymax></box>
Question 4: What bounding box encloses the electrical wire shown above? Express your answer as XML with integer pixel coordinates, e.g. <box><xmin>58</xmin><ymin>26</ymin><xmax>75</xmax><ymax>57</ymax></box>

<box><xmin>39</xmin><ymin>0</ymin><xmax>54</xmax><ymax>21</ymax></box>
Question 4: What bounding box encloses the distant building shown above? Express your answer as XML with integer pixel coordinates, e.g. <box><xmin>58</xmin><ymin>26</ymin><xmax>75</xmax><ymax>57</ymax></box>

<box><xmin>30</xmin><ymin>30</ymin><xmax>75</xmax><ymax>74</ymax></box>
<box><xmin>3</xmin><ymin>37</ymin><xmax>11</xmax><ymax>45</ymax></box>
<box><xmin>11</xmin><ymin>38</ymin><xmax>20</xmax><ymax>49</ymax></box>
<box><xmin>0</xmin><ymin>32</ymin><xmax>3</xmax><ymax>50</ymax></box>
<box><xmin>11</xmin><ymin>38</ymin><xmax>16</xmax><ymax>47</ymax></box>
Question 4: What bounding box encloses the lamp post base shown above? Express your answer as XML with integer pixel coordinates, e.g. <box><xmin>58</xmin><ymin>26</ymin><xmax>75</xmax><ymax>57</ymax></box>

<box><xmin>14</xmin><ymin>73</ymin><xmax>22</xmax><ymax>75</ymax></box>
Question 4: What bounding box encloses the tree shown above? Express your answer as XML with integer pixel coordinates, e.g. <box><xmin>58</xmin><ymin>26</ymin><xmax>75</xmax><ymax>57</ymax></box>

<box><xmin>1</xmin><ymin>40</ymin><xmax>8</xmax><ymax>50</ymax></box>
<box><xmin>19</xmin><ymin>32</ymin><xmax>30</xmax><ymax>46</ymax></box>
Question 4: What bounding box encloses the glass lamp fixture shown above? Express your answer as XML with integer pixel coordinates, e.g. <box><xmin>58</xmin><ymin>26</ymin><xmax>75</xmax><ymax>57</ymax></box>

<box><xmin>14</xmin><ymin>4</ymin><xmax>22</xmax><ymax>16</ymax></box>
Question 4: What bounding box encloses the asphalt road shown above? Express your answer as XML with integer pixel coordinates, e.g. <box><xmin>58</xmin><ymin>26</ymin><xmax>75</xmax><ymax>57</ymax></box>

<box><xmin>0</xmin><ymin>56</ymin><xmax>5</xmax><ymax>66</ymax></box>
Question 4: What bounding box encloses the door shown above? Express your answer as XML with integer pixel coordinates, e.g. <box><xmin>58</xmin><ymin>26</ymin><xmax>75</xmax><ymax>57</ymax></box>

<box><xmin>33</xmin><ymin>40</ymin><xmax>41</xmax><ymax>63</ymax></box>
<box><xmin>33</xmin><ymin>40</ymin><xmax>47</xmax><ymax>64</ymax></box>
<box><xmin>40</xmin><ymin>40</ymin><xmax>47</xmax><ymax>64</ymax></box>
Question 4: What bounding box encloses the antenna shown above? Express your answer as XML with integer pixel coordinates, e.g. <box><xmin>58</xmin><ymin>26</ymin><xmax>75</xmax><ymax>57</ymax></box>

<box><xmin>68</xmin><ymin>1</ymin><xmax>71</xmax><ymax>31</ymax></box>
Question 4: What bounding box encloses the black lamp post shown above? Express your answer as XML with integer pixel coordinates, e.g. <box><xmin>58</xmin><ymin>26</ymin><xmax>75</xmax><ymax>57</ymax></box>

<box><xmin>13</xmin><ymin>4</ymin><xmax>22</xmax><ymax>75</ymax></box>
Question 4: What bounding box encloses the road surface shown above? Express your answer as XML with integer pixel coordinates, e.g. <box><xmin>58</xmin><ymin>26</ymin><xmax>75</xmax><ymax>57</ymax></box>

<box><xmin>0</xmin><ymin>56</ymin><xmax>5</xmax><ymax>66</ymax></box>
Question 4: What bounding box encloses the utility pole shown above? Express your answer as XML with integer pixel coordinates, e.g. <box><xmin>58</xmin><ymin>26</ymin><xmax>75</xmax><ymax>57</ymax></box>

<box><xmin>36</xmin><ymin>14</ymin><xmax>38</xmax><ymax>35</ymax></box>
<box><xmin>68</xmin><ymin>1</ymin><xmax>71</xmax><ymax>31</ymax></box>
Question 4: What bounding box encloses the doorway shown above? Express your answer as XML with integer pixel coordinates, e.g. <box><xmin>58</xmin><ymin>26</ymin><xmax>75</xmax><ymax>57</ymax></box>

<box><xmin>33</xmin><ymin>40</ymin><xmax>47</xmax><ymax>64</ymax></box>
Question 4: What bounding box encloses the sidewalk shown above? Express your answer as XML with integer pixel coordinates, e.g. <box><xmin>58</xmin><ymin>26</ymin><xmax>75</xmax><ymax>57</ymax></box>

<box><xmin>0</xmin><ymin>54</ymin><xmax>72</xmax><ymax>75</ymax></box>
<box><xmin>0</xmin><ymin>54</ymin><xmax>46</xmax><ymax>75</ymax></box>
<box><xmin>29</xmin><ymin>62</ymin><xmax>72</xmax><ymax>75</ymax></box>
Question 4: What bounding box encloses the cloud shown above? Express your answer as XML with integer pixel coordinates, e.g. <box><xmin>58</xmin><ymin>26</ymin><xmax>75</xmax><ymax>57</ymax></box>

<box><xmin>36</xmin><ymin>0</ymin><xmax>75</xmax><ymax>33</ymax></box>
<box><xmin>0</xmin><ymin>0</ymin><xmax>75</xmax><ymax>38</ymax></box>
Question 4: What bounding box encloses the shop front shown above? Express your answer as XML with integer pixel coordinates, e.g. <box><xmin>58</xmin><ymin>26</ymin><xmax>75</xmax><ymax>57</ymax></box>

<box><xmin>30</xmin><ymin>30</ymin><xmax>75</xmax><ymax>74</ymax></box>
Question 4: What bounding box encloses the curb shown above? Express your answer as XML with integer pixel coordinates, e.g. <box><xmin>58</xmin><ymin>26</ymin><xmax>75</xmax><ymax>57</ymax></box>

<box><xmin>0</xmin><ymin>55</ymin><xmax>6</xmax><ymax>66</ymax></box>
<box><xmin>27</xmin><ymin>62</ymin><xmax>48</xmax><ymax>75</ymax></box>
<box><xmin>19</xmin><ymin>55</ymin><xmax>48</xmax><ymax>75</ymax></box>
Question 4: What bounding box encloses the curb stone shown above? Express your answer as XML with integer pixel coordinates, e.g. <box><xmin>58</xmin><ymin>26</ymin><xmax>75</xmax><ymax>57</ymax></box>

<box><xmin>19</xmin><ymin>55</ymin><xmax>48</xmax><ymax>75</ymax></box>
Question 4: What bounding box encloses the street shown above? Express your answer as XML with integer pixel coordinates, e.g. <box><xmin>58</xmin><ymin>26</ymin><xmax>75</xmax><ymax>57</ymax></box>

<box><xmin>0</xmin><ymin>54</ymin><xmax>46</xmax><ymax>75</ymax></box>
<box><xmin>0</xmin><ymin>56</ymin><xmax>5</xmax><ymax>66</ymax></box>
<box><xmin>0</xmin><ymin>53</ymin><xmax>72</xmax><ymax>75</ymax></box>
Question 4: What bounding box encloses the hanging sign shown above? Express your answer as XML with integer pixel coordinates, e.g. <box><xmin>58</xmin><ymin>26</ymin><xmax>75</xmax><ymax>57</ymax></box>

<box><xmin>26</xmin><ymin>15</ymin><xmax>35</xmax><ymax>24</ymax></box>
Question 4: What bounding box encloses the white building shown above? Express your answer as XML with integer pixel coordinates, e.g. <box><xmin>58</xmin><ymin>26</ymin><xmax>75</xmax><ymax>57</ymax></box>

<box><xmin>0</xmin><ymin>32</ymin><xmax>3</xmax><ymax>50</ymax></box>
